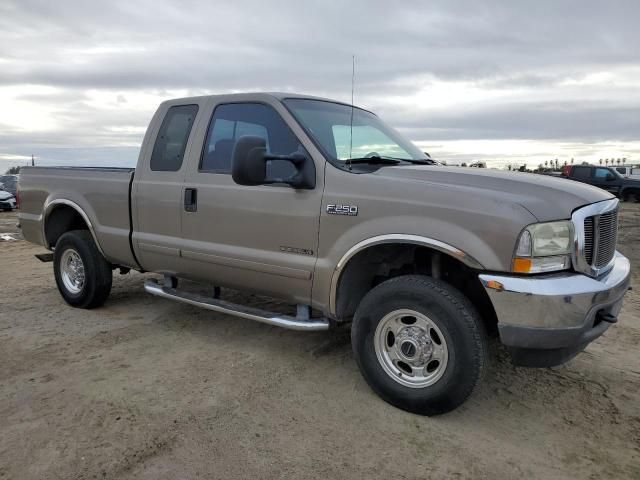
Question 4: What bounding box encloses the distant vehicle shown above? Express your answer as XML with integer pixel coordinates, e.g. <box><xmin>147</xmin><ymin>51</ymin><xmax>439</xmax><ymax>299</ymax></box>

<box><xmin>0</xmin><ymin>175</ymin><xmax>18</xmax><ymax>197</ymax></box>
<box><xmin>0</xmin><ymin>189</ymin><xmax>17</xmax><ymax>211</ymax></box>
<box><xmin>613</xmin><ymin>165</ymin><xmax>640</xmax><ymax>178</ymax></box>
<box><xmin>468</xmin><ymin>162</ymin><xmax>486</xmax><ymax>168</ymax></box>
<box><xmin>563</xmin><ymin>165</ymin><xmax>640</xmax><ymax>201</ymax></box>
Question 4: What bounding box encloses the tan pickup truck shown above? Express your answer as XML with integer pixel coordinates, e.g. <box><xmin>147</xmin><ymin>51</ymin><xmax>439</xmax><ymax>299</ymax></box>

<box><xmin>18</xmin><ymin>93</ymin><xmax>631</xmax><ymax>415</ymax></box>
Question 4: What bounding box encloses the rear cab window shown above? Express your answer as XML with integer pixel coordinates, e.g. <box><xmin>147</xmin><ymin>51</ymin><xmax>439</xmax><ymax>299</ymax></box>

<box><xmin>150</xmin><ymin>104</ymin><xmax>199</xmax><ymax>172</ymax></box>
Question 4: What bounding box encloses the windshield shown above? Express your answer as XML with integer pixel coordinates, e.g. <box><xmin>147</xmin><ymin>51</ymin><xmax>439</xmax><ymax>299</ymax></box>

<box><xmin>283</xmin><ymin>99</ymin><xmax>428</xmax><ymax>164</ymax></box>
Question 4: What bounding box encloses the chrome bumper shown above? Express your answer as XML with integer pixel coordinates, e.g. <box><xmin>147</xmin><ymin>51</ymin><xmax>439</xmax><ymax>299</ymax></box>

<box><xmin>479</xmin><ymin>252</ymin><xmax>631</xmax><ymax>364</ymax></box>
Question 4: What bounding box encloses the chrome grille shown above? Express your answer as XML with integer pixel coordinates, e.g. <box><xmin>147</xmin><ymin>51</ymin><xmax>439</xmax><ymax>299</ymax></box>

<box><xmin>581</xmin><ymin>208</ymin><xmax>618</xmax><ymax>271</ymax></box>
<box><xmin>572</xmin><ymin>199</ymin><xmax>619</xmax><ymax>277</ymax></box>
<box><xmin>594</xmin><ymin>209</ymin><xmax>618</xmax><ymax>267</ymax></box>
<box><xmin>584</xmin><ymin>217</ymin><xmax>594</xmax><ymax>264</ymax></box>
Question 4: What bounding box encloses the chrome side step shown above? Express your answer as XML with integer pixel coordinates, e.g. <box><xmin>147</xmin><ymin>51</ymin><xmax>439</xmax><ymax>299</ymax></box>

<box><xmin>144</xmin><ymin>279</ymin><xmax>330</xmax><ymax>331</ymax></box>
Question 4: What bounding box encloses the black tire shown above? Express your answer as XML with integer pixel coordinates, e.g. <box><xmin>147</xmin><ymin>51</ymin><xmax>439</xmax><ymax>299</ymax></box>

<box><xmin>351</xmin><ymin>275</ymin><xmax>488</xmax><ymax>415</ymax></box>
<box><xmin>53</xmin><ymin>230</ymin><xmax>112</xmax><ymax>308</ymax></box>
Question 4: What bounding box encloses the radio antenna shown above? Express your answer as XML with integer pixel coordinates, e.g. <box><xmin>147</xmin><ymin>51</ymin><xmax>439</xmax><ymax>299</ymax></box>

<box><xmin>347</xmin><ymin>55</ymin><xmax>355</xmax><ymax>170</ymax></box>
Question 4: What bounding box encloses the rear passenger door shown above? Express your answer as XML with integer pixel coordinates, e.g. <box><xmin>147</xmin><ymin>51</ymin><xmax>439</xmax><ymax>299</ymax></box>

<box><xmin>132</xmin><ymin>102</ymin><xmax>202</xmax><ymax>273</ymax></box>
<box><xmin>179</xmin><ymin>100</ymin><xmax>324</xmax><ymax>304</ymax></box>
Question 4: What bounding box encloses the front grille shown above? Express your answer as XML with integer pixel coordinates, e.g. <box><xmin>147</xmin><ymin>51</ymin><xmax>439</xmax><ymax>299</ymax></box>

<box><xmin>595</xmin><ymin>209</ymin><xmax>618</xmax><ymax>267</ymax></box>
<box><xmin>583</xmin><ymin>208</ymin><xmax>618</xmax><ymax>269</ymax></box>
<box><xmin>584</xmin><ymin>217</ymin><xmax>594</xmax><ymax>264</ymax></box>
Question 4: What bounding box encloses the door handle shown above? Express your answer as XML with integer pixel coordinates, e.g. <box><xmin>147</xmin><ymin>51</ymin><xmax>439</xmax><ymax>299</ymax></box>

<box><xmin>184</xmin><ymin>188</ymin><xmax>197</xmax><ymax>212</ymax></box>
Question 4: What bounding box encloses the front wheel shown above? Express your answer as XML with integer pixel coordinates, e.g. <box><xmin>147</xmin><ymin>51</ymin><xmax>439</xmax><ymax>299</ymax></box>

<box><xmin>53</xmin><ymin>230</ymin><xmax>112</xmax><ymax>308</ymax></box>
<box><xmin>351</xmin><ymin>275</ymin><xmax>488</xmax><ymax>415</ymax></box>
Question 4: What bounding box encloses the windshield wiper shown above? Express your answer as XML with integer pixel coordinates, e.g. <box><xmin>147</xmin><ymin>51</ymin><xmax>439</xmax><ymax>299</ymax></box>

<box><xmin>345</xmin><ymin>155</ymin><xmax>436</xmax><ymax>167</ymax></box>
<box><xmin>401</xmin><ymin>158</ymin><xmax>436</xmax><ymax>165</ymax></box>
<box><xmin>345</xmin><ymin>156</ymin><xmax>403</xmax><ymax>165</ymax></box>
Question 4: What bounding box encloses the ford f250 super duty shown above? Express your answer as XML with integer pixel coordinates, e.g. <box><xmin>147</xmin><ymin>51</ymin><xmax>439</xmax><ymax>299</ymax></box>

<box><xmin>18</xmin><ymin>93</ymin><xmax>631</xmax><ymax>415</ymax></box>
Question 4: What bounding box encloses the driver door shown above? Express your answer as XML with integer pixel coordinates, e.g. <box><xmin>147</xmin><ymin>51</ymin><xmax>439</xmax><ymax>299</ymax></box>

<box><xmin>178</xmin><ymin>100</ymin><xmax>325</xmax><ymax>304</ymax></box>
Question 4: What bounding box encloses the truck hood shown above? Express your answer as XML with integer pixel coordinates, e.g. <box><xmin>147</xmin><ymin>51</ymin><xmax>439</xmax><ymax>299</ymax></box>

<box><xmin>375</xmin><ymin>166</ymin><xmax>613</xmax><ymax>222</ymax></box>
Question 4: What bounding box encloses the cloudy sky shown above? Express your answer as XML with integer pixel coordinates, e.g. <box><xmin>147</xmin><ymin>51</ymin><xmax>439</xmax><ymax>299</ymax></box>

<box><xmin>1</xmin><ymin>0</ymin><xmax>639</xmax><ymax>171</ymax></box>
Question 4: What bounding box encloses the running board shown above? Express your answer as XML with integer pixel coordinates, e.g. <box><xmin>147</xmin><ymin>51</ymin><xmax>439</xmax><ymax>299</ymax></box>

<box><xmin>144</xmin><ymin>279</ymin><xmax>329</xmax><ymax>331</ymax></box>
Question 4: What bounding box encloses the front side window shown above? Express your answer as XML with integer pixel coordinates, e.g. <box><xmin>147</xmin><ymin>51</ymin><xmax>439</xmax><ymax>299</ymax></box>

<box><xmin>150</xmin><ymin>104</ymin><xmax>198</xmax><ymax>172</ymax></box>
<box><xmin>594</xmin><ymin>168</ymin><xmax>612</xmax><ymax>179</ymax></box>
<box><xmin>200</xmin><ymin>103</ymin><xmax>306</xmax><ymax>177</ymax></box>
<box><xmin>283</xmin><ymin>98</ymin><xmax>428</xmax><ymax>164</ymax></box>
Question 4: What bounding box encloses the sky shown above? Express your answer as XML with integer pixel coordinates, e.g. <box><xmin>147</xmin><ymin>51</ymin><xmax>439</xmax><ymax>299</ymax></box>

<box><xmin>1</xmin><ymin>0</ymin><xmax>639</xmax><ymax>172</ymax></box>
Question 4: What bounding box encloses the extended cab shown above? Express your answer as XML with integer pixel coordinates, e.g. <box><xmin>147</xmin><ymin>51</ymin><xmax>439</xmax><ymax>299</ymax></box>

<box><xmin>563</xmin><ymin>164</ymin><xmax>640</xmax><ymax>201</ymax></box>
<box><xmin>19</xmin><ymin>93</ymin><xmax>631</xmax><ymax>415</ymax></box>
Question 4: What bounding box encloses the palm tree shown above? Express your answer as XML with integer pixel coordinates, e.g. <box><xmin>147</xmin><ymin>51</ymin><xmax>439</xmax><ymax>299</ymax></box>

<box><xmin>571</xmin><ymin>158</ymin><xmax>574</xmax><ymax>165</ymax></box>
<box><xmin>617</xmin><ymin>158</ymin><xmax>621</xmax><ymax>165</ymax></box>
<box><xmin>545</xmin><ymin>160</ymin><xmax>548</xmax><ymax>168</ymax></box>
<box><xmin>599</xmin><ymin>159</ymin><xmax>603</xmax><ymax>165</ymax></box>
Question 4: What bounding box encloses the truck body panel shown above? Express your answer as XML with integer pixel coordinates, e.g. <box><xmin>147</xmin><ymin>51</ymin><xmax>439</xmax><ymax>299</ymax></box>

<box><xmin>19</xmin><ymin>167</ymin><xmax>137</xmax><ymax>268</ymax></box>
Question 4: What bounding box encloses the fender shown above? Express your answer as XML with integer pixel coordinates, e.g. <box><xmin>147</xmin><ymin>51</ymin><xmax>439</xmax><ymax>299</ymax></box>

<box><xmin>328</xmin><ymin>234</ymin><xmax>485</xmax><ymax>316</ymax></box>
<box><xmin>42</xmin><ymin>198</ymin><xmax>106</xmax><ymax>256</ymax></box>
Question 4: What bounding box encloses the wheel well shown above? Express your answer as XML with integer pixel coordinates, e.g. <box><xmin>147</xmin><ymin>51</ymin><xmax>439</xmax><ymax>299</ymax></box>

<box><xmin>334</xmin><ymin>243</ymin><xmax>498</xmax><ymax>335</ymax></box>
<box><xmin>45</xmin><ymin>205</ymin><xmax>90</xmax><ymax>248</ymax></box>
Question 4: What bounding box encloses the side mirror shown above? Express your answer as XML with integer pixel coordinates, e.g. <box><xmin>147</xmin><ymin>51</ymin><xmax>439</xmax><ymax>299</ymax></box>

<box><xmin>232</xmin><ymin>135</ymin><xmax>315</xmax><ymax>189</ymax></box>
<box><xmin>231</xmin><ymin>136</ymin><xmax>268</xmax><ymax>186</ymax></box>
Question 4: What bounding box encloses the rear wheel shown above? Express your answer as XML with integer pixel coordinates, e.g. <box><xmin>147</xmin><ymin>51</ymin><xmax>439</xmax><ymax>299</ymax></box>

<box><xmin>351</xmin><ymin>275</ymin><xmax>488</xmax><ymax>415</ymax></box>
<box><xmin>53</xmin><ymin>230</ymin><xmax>112</xmax><ymax>308</ymax></box>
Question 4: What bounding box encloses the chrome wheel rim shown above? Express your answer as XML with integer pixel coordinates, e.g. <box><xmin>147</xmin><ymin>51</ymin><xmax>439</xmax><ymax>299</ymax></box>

<box><xmin>61</xmin><ymin>249</ymin><xmax>85</xmax><ymax>294</ymax></box>
<box><xmin>374</xmin><ymin>309</ymin><xmax>449</xmax><ymax>388</ymax></box>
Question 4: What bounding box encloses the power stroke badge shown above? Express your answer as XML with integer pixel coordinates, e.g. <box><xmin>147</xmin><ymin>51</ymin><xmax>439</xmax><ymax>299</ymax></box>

<box><xmin>326</xmin><ymin>204</ymin><xmax>358</xmax><ymax>216</ymax></box>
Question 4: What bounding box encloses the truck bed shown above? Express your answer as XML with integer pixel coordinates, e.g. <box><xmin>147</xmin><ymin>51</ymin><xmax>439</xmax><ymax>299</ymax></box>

<box><xmin>18</xmin><ymin>166</ymin><xmax>138</xmax><ymax>268</ymax></box>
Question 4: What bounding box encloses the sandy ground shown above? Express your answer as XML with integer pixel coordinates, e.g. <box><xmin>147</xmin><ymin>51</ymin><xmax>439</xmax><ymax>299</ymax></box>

<box><xmin>0</xmin><ymin>206</ymin><xmax>639</xmax><ymax>480</ymax></box>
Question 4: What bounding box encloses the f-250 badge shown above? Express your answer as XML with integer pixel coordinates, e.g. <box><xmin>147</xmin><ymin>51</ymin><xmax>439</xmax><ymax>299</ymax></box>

<box><xmin>327</xmin><ymin>204</ymin><xmax>358</xmax><ymax>216</ymax></box>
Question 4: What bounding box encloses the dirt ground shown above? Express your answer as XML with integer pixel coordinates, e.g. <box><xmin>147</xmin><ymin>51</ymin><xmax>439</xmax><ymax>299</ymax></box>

<box><xmin>1</xmin><ymin>206</ymin><xmax>639</xmax><ymax>480</ymax></box>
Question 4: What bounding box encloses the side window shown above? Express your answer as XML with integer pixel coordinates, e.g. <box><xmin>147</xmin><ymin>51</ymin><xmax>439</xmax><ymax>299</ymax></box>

<box><xmin>616</xmin><ymin>167</ymin><xmax>626</xmax><ymax>175</ymax></box>
<box><xmin>594</xmin><ymin>168</ymin><xmax>611</xmax><ymax>179</ymax></box>
<box><xmin>150</xmin><ymin>104</ymin><xmax>199</xmax><ymax>172</ymax></box>
<box><xmin>572</xmin><ymin>167</ymin><xmax>590</xmax><ymax>179</ymax></box>
<box><xmin>200</xmin><ymin>103</ymin><xmax>306</xmax><ymax>177</ymax></box>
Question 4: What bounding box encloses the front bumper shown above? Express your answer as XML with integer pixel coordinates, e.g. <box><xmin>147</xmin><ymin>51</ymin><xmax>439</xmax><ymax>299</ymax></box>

<box><xmin>0</xmin><ymin>199</ymin><xmax>16</xmax><ymax>209</ymax></box>
<box><xmin>479</xmin><ymin>252</ymin><xmax>631</xmax><ymax>367</ymax></box>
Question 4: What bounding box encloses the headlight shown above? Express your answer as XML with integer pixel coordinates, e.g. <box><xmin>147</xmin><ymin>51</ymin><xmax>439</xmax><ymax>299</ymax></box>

<box><xmin>512</xmin><ymin>221</ymin><xmax>573</xmax><ymax>273</ymax></box>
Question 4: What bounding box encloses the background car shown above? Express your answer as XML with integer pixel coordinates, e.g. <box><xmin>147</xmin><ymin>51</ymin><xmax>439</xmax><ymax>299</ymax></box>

<box><xmin>0</xmin><ymin>175</ymin><xmax>18</xmax><ymax>197</ymax></box>
<box><xmin>0</xmin><ymin>189</ymin><xmax>16</xmax><ymax>211</ymax></box>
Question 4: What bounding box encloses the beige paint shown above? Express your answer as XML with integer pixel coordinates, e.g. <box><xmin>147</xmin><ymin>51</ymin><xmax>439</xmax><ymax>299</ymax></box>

<box><xmin>18</xmin><ymin>92</ymin><xmax>615</xmax><ymax>319</ymax></box>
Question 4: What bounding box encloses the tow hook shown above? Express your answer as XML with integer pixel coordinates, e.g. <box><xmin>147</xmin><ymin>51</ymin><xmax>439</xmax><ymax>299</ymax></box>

<box><xmin>596</xmin><ymin>311</ymin><xmax>618</xmax><ymax>324</ymax></box>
